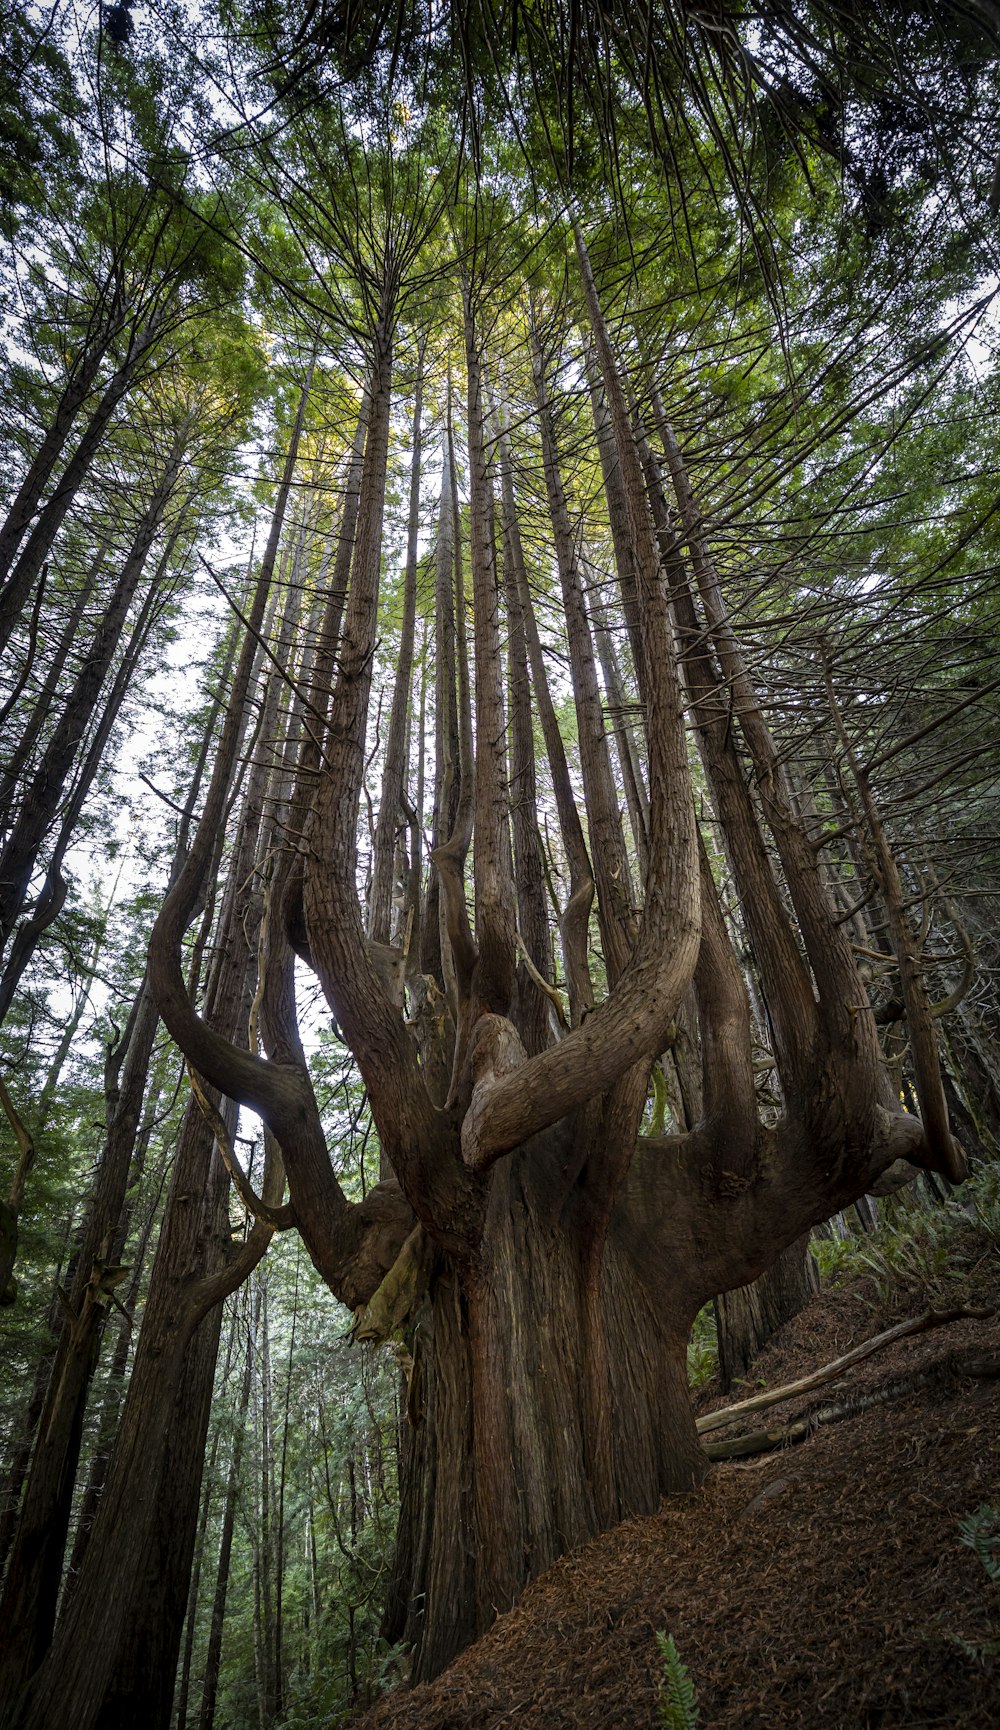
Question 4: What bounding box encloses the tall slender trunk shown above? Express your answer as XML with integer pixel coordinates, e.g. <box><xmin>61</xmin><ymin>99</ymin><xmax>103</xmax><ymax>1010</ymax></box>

<box><xmin>495</xmin><ymin>413</ymin><xmax>595</xmax><ymax>1025</ymax></box>
<box><xmin>255</xmin><ymin>1270</ymin><xmax>278</xmax><ymax>1727</ymax></box>
<box><xmin>581</xmin><ymin>334</ymin><xmax>648</xmax><ymax>709</ymax></box>
<box><xmin>714</xmin><ymin>1235</ymin><xmax>820</xmax><ymax>1390</ymax></box>
<box><xmin>64</xmin><ymin>1169</ymin><xmax>159</xmax><ymax>1582</ymax></box>
<box><xmin>369</xmin><ymin>342</ymin><xmax>424</xmax><ymax>947</ymax></box>
<box><xmin>196</xmin><ymin>1291</ymin><xmax>258</xmax><ymax>1730</ymax></box>
<box><xmin>0</xmin><ymin>445</ymin><xmax>184</xmax><ymax>952</ymax></box>
<box><xmin>272</xmin><ymin>1252</ymin><xmax>301</xmax><ymax>1724</ymax></box>
<box><xmin>0</xmin><ymin>690</ymin><xmax>218</xmax><ymax>1703</ymax></box>
<box><xmin>491</xmin><ymin>396</ymin><xmax>553</xmax><ymax>1057</ymax></box>
<box><xmin>531</xmin><ymin>323</ymin><xmax>634</xmax><ymax>986</ymax></box>
<box><xmin>419</xmin><ymin>389</ymin><xmax>461</xmax><ymax>996</ymax></box>
<box><xmin>587</xmin><ymin>569</ymin><xmax>650</xmax><ymax>876</ymax></box>
<box><xmin>174</xmin><ymin>1295</ymin><xmax>242</xmax><ymax>1730</ymax></box>
<box><xmin>464</xmin><ymin>294</ymin><xmax>516</xmax><ymax>1025</ymax></box>
<box><xmin>824</xmin><ymin>660</ymin><xmax>964</xmax><ymax>1181</ymax></box>
<box><xmin>11</xmin><ymin>394</ymin><xmax>309</xmax><ymax>1730</ymax></box>
<box><xmin>0</xmin><ymin>317</ymin><xmax>164</xmax><ymax>657</ymax></box>
<box><xmin>0</xmin><ymin>548</ymin><xmax>173</xmax><ymax>1026</ymax></box>
<box><xmin>0</xmin><ymin>551</ymin><xmax>105</xmax><ymax>821</ymax></box>
<box><xmin>302</xmin><ymin>388</ymin><xmax>370</xmax><ymax>760</ymax></box>
<box><xmin>0</xmin><ymin>329</ymin><xmax>119</xmax><ymax>586</ymax></box>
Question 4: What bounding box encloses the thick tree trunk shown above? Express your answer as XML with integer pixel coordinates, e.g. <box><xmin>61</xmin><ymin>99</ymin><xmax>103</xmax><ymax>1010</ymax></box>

<box><xmin>386</xmin><ymin>1132</ymin><xmax>707</xmax><ymax>1683</ymax></box>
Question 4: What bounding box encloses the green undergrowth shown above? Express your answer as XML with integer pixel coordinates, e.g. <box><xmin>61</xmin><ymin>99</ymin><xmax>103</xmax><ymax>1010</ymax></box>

<box><xmin>954</xmin><ymin>1505</ymin><xmax>1000</xmax><ymax>1661</ymax></box>
<box><xmin>687</xmin><ymin>1304</ymin><xmax>719</xmax><ymax>1388</ymax></box>
<box><xmin>655</xmin><ymin>1631</ymin><xmax>700</xmax><ymax>1730</ymax></box>
<box><xmin>811</xmin><ymin>1162</ymin><xmax>1000</xmax><ymax>1308</ymax></box>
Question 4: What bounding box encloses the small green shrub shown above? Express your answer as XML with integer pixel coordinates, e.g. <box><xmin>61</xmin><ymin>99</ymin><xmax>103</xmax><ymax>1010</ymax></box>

<box><xmin>655</xmin><ymin>1632</ymin><xmax>700</xmax><ymax>1730</ymax></box>
<box><xmin>811</xmin><ymin>1162</ymin><xmax>1000</xmax><ymax>1307</ymax></box>
<box><xmin>954</xmin><ymin>1504</ymin><xmax>1000</xmax><ymax>1660</ymax></box>
<box><xmin>687</xmin><ymin>1304</ymin><xmax>718</xmax><ymax>1388</ymax></box>
<box><xmin>811</xmin><ymin>1232</ymin><xmax>863</xmax><ymax>1286</ymax></box>
<box><xmin>965</xmin><ymin>1164</ymin><xmax>1000</xmax><ymax>1242</ymax></box>
<box><xmin>853</xmin><ymin>1209</ymin><xmax>965</xmax><ymax>1305</ymax></box>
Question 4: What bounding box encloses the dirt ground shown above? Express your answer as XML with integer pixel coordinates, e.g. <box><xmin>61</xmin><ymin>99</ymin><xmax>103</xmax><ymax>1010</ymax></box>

<box><xmin>358</xmin><ymin>1232</ymin><xmax>1000</xmax><ymax>1729</ymax></box>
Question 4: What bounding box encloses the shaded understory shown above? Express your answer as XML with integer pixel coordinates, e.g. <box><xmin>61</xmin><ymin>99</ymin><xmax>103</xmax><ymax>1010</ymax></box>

<box><xmin>358</xmin><ymin>1233</ymin><xmax>999</xmax><ymax>1729</ymax></box>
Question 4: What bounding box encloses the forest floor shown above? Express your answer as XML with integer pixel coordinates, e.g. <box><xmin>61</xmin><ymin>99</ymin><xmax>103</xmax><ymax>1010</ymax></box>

<box><xmin>358</xmin><ymin>1226</ymin><xmax>1000</xmax><ymax>1730</ymax></box>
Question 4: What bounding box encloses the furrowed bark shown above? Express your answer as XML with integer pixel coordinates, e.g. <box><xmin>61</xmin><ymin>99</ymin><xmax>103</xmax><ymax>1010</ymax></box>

<box><xmin>491</xmin><ymin>395</ymin><xmax>554</xmax><ymax>1057</ymax></box>
<box><xmin>459</xmin><ymin>230</ymin><xmax>700</xmax><ymax>1174</ymax></box>
<box><xmin>531</xmin><ymin>318</ymin><xmax>635</xmax><ymax>985</ymax></box>
<box><xmin>369</xmin><ymin>340</ymin><xmax>424</xmax><ymax>946</ymax></box>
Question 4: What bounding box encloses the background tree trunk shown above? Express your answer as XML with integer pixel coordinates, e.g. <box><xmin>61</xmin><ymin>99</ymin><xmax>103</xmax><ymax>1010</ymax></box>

<box><xmin>715</xmin><ymin>1236</ymin><xmax>820</xmax><ymax>1391</ymax></box>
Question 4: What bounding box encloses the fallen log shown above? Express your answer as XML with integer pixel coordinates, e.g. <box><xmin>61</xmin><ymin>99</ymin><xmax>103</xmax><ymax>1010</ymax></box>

<box><xmin>704</xmin><ymin>1347</ymin><xmax>1000</xmax><ymax>1461</ymax></box>
<box><xmin>696</xmin><ymin>1305</ymin><xmax>995</xmax><ymax>1437</ymax></box>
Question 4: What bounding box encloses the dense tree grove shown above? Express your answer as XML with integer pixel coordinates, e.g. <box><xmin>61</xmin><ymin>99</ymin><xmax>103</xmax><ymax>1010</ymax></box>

<box><xmin>1</xmin><ymin>3</ymin><xmax>999</xmax><ymax>1726</ymax></box>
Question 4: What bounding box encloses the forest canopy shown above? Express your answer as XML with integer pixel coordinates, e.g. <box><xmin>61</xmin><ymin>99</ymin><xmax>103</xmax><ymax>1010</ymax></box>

<box><xmin>1</xmin><ymin>3</ymin><xmax>999</xmax><ymax>1726</ymax></box>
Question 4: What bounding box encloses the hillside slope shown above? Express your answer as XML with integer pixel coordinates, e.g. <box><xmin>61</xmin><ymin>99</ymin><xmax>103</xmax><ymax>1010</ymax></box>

<box><xmin>359</xmin><ymin>1232</ymin><xmax>999</xmax><ymax>1729</ymax></box>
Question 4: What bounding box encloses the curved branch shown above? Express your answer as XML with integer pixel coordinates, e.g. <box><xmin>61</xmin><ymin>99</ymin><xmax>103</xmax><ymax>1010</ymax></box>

<box><xmin>456</xmin><ymin>226</ymin><xmax>702</xmax><ymax>1173</ymax></box>
<box><xmin>187</xmin><ymin>1067</ymin><xmax>297</xmax><ymax>1232</ymax></box>
<box><xmin>516</xmin><ymin>929</ymin><xmax>568</xmax><ymax>1032</ymax></box>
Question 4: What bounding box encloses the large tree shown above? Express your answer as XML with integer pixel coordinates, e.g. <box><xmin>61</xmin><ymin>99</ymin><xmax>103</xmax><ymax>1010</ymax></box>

<box><xmin>128</xmin><ymin>125</ymin><xmax>977</xmax><ymax>1693</ymax></box>
<box><xmin>4</xmin><ymin>4</ymin><xmax>1000</xmax><ymax>1721</ymax></box>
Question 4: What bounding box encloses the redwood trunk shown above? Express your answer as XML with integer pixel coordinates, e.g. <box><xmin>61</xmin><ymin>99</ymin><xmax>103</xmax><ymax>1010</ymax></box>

<box><xmin>715</xmin><ymin>1235</ymin><xmax>820</xmax><ymax>1391</ymax></box>
<box><xmin>386</xmin><ymin>1133</ymin><xmax>707</xmax><ymax>1683</ymax></box>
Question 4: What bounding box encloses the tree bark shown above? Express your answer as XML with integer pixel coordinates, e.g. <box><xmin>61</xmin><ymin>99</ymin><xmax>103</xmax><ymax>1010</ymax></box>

<box><xmin>715</xmin><ymin>1235</ymin><xmax>820</xmax><ymax>1390</ymax></box>
<box><xmin>369</xmin><ymin>342</ymin><xmax>424</xmax><ymax>948</ymax></box>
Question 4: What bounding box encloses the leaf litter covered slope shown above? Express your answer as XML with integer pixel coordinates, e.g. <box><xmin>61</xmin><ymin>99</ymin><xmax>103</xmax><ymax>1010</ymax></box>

<box><xmin>359</xmin><ymin>1235</ymin><xmax>1000</xmax><ymax>1729</ymax></box>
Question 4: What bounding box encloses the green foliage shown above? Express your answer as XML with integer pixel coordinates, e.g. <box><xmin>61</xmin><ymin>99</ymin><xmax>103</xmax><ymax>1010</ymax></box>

<box><xmin>655</xmin><ymin>1632</ymin><xmax>700</xmax><ymax>1730</ymax></box>
<box><xmin>852</xmin><ymin>1211</ymin><xmax>967</xmax><ymax>1307</ymax></box>
<box><xmin>812</xmin><ymin>1165</ymin><xmax>1000</xmax><ymax>1307</ymax></box>
<box><xmin>964</xmin><ymin>1165</ymin><xmax>1000</xmax><ymax>1242</ymax></box>
<box><xmin>959</xmin><ymin>1506</ymin><xmax>1000</xmax><ymax>1591</ymax></box>
<box><xmin>954</xmin><ymin>1506</ymin><xmax>1000</xmax><ymax>1661</ymax></box>
<box><xmin>687</xmin><ymin>1304</ymin><xmax>718</xmax><ymax>1390</ymax></box>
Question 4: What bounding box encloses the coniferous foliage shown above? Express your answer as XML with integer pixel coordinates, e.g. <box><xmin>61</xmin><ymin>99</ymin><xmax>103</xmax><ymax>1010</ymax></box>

<box><xmin>0</xmin><ymin>3</ymin><xmax>999</xmax><ymax>1726</ymax></box>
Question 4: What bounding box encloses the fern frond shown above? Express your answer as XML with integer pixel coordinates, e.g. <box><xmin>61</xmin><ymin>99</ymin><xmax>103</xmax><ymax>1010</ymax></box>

<box><xmin>655</xmin><ymin>1631</ymin><xmax>700</xmax><ymax>1730</ymax></box>
<box><xmin>958</xmin><ymin>1505</ymin><xmax>1000</xmax><ymax>1589</ymax></box>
